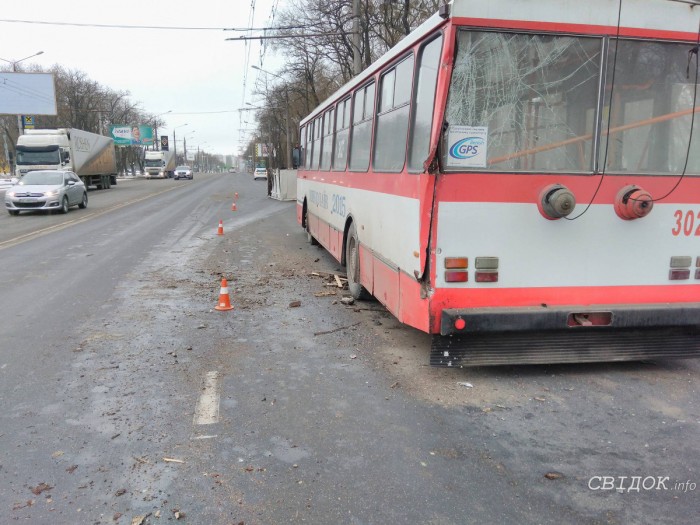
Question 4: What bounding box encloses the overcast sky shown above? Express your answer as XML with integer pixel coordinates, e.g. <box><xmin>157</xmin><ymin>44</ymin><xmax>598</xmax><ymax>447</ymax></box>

<box><xmin>0</xmin><ymin>0</ymin><xmax>288</xmax><ymax>156</ymax></box>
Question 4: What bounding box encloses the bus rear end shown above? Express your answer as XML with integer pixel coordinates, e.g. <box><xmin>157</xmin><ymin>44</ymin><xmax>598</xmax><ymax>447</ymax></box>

<box><xmin>429</xmin><ymin>0</ymin><xmax>700</xmax><ymax>366</ymax></box>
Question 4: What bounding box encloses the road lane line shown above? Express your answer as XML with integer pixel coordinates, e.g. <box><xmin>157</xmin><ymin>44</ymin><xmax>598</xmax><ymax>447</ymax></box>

<box><xmin>0</xmin><ymin>184</ymin><xmax>185</xmax><ymax>251</ymax></box>
<box><xmin>193</xmin><ymin>371</ymin><xmax>221</xmax><ymax>425</ymax></box>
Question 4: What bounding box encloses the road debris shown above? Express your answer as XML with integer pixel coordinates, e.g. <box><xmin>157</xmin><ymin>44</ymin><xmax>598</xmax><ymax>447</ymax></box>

<box><xmin>314</xmin><ymin>290</ymin><xmax>336</xmax><ymax>297</ymax></box>
<box><xmin>30</xmin><ymin>483</ymin><xmax>53</xmax><ymax>496</ymax></box>
<box><xmin>289</xmin><ymin>300</ymin><xmax>302</xmax><ymax>308</ymax></box>
<box><xmin>457</xmin><ymin>382</ymin><xmax>473</xmax><ymax>388</ymax></box>
<box><xmin>340</xmin><ymin>296</ymin><xmax>355</xmax><ymax>305</ymax></box>
<box><xmin>131</xmin><ymin>514</ymin><xmax>151</xmax><ymax>525</ymax></box>
<box><xmin>163</xmin><ymin>457</ymin><xmax>185</xmax><ymax>464</ymax></box>
<box><xmin>545</xmin><ymin>472</ymin><xmax>564</xmax><ymax>480</ymax></box>
<box><xmin>313</xmin><ymin>322</ymin><xmax>360</xmax><ymax>336</ymax></box>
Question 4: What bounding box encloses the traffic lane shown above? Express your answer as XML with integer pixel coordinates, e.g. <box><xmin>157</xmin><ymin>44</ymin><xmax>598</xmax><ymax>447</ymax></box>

<box><xmin>0</xmin><ymin>172</ymin><xmax>284</xmax><ymax>523</ymax></box>
<box><xmin>0</xmin><ymin>176</ymin><xmax>194</xmax><ymax>247</ymax></box>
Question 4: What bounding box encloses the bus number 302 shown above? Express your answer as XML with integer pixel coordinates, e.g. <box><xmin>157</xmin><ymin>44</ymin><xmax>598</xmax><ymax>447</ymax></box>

<box><xmin>331</xmin><ymin>195</ymin><xmax>346</xmax><ymax>217</ymax></box>
<box><xmin>672</xmin><ymin>210</ymin><xmax>700</xmax><ymax>237</ymax></box>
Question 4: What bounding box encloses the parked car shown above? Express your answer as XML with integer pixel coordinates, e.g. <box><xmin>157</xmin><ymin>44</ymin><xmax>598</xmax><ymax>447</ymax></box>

<box><xmin>5</xmin><ymin>170</ymin><xmax>87</xmax><ymax>215</ymax></box>
<box><xmin>174</xmin><ymin>165</ymin><xmax>193</xmax><ymax>180</ymax></box>
<box><xmin>254</xmin><ymin>167</ymin><xmax>268</xmax><ymax>180</ymax></box>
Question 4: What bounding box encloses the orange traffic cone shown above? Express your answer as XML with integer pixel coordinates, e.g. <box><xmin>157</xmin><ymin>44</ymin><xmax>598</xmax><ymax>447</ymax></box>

<box><xmin>231</xmin><ymin>202</ymin><xmax>237</xmax><ymax>211</ymax></box>
<box><xmin>214</xmin><ymin>278</ymin><xmax>234</xmax><ymax>311</ymax></box>
<box><xmin>217</xmin><ymin>220</ymin><xmax>224</xmax><ymax>235</ymax></box>
<box><xmin>234</xmin><ymin>192</ymin><xmax>239</xmax><ymax>201</ymax></box>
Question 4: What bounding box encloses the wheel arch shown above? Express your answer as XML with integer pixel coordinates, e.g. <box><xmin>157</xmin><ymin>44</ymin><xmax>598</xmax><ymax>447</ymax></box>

<box><xmin>341</xmin><ymin>215</ymin><xmax>356</xmax><ymax>267</ymax></box>
<box><xmin>302</xmin><ymin>198</ymin><xmax>309</xmax><ymax>229</ymax></box>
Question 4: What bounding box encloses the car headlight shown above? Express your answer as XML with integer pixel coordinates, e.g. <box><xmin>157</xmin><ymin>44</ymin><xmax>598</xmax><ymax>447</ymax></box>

<box><xmin>44</xmin><ymin>190</ymin><xmax>59</xmax><ymax>197</ymax></box>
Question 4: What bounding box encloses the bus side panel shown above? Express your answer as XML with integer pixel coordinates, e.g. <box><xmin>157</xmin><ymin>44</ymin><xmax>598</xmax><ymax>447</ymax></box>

<box><xmin>317</xmin><ymin>219</ymin><xmax>330</xmax><ymax>248</ymax></box>
<box><xmin>373</xmin><ymin>257</ymin><xmax>401</xmax><ymax>319</ymax></box>
<box><xmin>399</xmin><ymin>271</ymin><xmax>430</xmax><ymax>332</ymax></box>
<box><xmin>308</xmin><ymin>212</ymin><xmax>319</xmax><ymax>242</ymax></box>
<box><xmin>359</xmin><ymin>244</ymin><xmax>374</xmax><ymax>295</ymax></box>
<box><xmin>329</xmin><ymin>225</ymin><xmax>342</xmax><ymax>261</ymax></box>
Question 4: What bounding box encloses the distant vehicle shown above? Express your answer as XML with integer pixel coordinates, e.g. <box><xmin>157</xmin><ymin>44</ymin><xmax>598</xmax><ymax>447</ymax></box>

<box><xmin>144</xmin><ymin>150</ymin><xmax>176</xmax><ymax>179</ymax></box>
<box><xmin>254</xmin><ymin>167</ymin><xmax>268</xmax><ymax>180</ymax></box>
<box><xmin>174</xmin><ymin>165</ymin><xmax>193</xmax><ymax>180</ymax></box>
<box><xmin>228</xmin><ymin>168</ymin><xmax>237</xmax><ymax>173</ymax></box>
<box><xmin>15</xmin><ymin>128</ymin><xmax>117</xmax><ymax>190</ymax></box>
<box><xmin>5</xmin><ymin>170</ymin><xmax>87</xmax><ymax>215</ymax></box>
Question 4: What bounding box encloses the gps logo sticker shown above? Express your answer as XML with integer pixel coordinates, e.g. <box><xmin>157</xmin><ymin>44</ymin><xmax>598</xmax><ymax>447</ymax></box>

<box><xmin>446</xmin><ymin>126</ymin><xmax>488</xmax><ymax>168</ymax></box>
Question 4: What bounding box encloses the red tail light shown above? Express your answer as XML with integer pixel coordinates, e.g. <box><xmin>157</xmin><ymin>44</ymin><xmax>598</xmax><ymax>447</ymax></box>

<box><xmin>475</xmin><ymin>271</ymin><xmax>498</xmax><ymax>283</ymax></box>
<box><xmin>445</xmin><ymin>271</ymin><xmax>468</xmax><ymax>282</ymax></box>
<box><xmin>669</xmin><ymin>269</ymin><xmax>690</xmax><ymax>280</ymax></box>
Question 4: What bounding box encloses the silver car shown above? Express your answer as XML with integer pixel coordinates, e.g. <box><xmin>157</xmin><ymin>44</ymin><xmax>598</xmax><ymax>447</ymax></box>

<box><xmin>174</xmin><ymin>165</ymin><xmax>193</xmax><ymax>180</ymax></box>
<box><xmin>5</xmin><ymin>170</ymin><xmax>87</xmax><ymax>216</ymax></box>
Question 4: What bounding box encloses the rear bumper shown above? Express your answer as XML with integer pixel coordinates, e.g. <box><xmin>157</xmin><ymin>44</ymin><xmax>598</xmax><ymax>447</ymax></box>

<box><xmin>439</xmin><ymin>303</ymin><xmax>700</xmax><ymax>336</ymax></box>
<box><xmin>433</xmin><ymin>303</ymin><xmax>700</xmax><ymax>367</ymax></box>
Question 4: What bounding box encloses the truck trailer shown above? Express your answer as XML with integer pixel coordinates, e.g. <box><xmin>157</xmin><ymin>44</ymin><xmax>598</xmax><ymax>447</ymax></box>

<box><xmin>15</xmin><ymin>129</ymin><xmax>117</xmax><ymax>190</ymax></box>
<box><xmin>143</xmin><ymin>150</ymin><xmax>176</xmax><ymax>179</ymax></box>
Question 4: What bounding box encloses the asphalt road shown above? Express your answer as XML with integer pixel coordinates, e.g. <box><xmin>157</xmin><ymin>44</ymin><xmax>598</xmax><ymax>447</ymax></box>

<box><xmin>0</xmin><ymin>173</ymin><xmax>697</xmax><ymax>524</ymax></box>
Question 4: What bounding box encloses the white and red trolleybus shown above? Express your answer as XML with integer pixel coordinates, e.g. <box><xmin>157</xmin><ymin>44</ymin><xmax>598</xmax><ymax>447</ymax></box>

<box><xmin>296</xmin><ymin>0</ymin><xmax>700</xmax><ymax>366</ymax></box>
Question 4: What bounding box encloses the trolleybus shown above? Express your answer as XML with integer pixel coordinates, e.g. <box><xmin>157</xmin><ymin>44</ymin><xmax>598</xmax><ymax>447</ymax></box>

<box><xmin>297</xmin><ymin>0</ymin><xmax>700</xmax><ymax>366</ymax></box>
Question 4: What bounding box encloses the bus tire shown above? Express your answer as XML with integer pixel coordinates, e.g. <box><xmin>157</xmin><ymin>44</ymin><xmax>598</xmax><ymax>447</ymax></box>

<box><xmin>305</xmin><ymin>207</ymin><xmax>318</xmax><ymax>245</ymax></box>
<box><xmin>345</xmin><ymin>222</ymin><xmax>369</xmax><ymax>300</ymax></box>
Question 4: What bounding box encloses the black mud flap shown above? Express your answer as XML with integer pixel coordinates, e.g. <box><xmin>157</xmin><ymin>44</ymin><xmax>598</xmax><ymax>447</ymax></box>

<box><xmin>430</xmin><ymin>327</ymin><xmax>700</xmax><ymax>367</ymax></box>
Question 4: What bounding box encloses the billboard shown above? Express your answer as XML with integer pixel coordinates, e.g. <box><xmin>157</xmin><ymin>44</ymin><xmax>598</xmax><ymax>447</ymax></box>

<box><xmin>256</xmin><ymin>143</ymin><xmax>273</xmax><ymax>157</ymax></box>
<box><xmin>109</xmin><ymin>125</ymin><xmax>154</xmax><ymax>146</ymax></box>
<box><xmin>0</xmin><ymin>72</ymin><xmax>57</xmax><ymax>115</ymax></box>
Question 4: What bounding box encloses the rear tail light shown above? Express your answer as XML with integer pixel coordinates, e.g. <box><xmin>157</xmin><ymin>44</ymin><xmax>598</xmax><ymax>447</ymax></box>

<box><xmin>445</xmin><ymin>257</ymin><xmax>468</xmax><ymax>269</ymax></box>
<box><xmin>475</xmin><ymin>257</ymin><xmax>498</xmax><ymax>270</ymax></box>
<box><xmin>475</xmin><ymin>271</ymin><xmax>498</xmax><ymax>283</ymax></box>
<box><xmin>669</xmin><ymin>269</ymin><xmax>690</xmax><ymax>280</ymax></box>
<box><xmin>669</xmin><ymin>256</ymin><xmax>692</xmax><ymax>280</ymax></box>
<box><xmin>671</xmin><ymin>256</ymin><xmax>692</xmax><ymax>268</ymax></box>
<box><xmin>445</xmin><ymin>271</ymin><xmax>468</xmax><ymax>282</ymax></box>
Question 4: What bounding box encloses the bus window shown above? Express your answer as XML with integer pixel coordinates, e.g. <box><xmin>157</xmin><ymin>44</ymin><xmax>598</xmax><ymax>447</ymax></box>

<box><xmin>600</xmin><ymin>39</ymin><xmax>700</xmax><ymax>176</ymax></box>
<box><xmin>321</xmin><ymin>108</ymin><xmax>334</xmax><ymax>171</ymax></box>
<box><xmin>333</xmin><ymin>98</ymin><xmax>351</xmax><ymax>171</ymax></box>
<box><xmin>374</xmin><ymin>55</ymin><xmax>415</xmax><ymax>172</ymax></box>
<box><xmin>349</xmin><ymin>81</ymin><xmax>376</xmax><ymax>172</ymax></box>
<box><xmin>305</xmin><ymin>120</ymin><xmax>313</xmax><ymax>169</ymax></box>
<box><xmin>408</xmin><ymin>34</ymin><xmax>443</xmax><ymax>173</ymax></box>
<box><xmin>312</xmin><ymin>116</ymin><xmax>323</xmax><ymax>169</ymax></box>
<box><xmin>444</xmin><ymin>31</ymin><xmax>602</xmax><ymax>172</ymax></box>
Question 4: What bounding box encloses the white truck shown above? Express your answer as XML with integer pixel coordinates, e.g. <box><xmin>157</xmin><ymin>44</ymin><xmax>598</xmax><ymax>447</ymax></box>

<box><xmin>143</xmin><ymin>150</ymin><xmax>176</xmax><ymax>179</ymax></box>
<box><xmin>15</xmin><ymin>129</ymin><xmax>117</xmax><ymax>190</ymax></box>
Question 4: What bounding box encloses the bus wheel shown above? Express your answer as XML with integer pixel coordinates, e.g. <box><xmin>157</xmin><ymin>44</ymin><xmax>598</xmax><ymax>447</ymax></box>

<box><xmin>305</xmin><ymin>208</ymin><xmax>318</xmax><ymax>245</ymax></box>
<box><xmin>345</xmin><ymin>222</ymin><xmax>369</xmax><ymax>300</ymax></box>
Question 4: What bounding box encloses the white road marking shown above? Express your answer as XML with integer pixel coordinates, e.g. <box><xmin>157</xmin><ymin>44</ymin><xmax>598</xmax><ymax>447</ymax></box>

<box><xmin>193</xmin><ymin>371</ymin><xmax>220</xmax><ymax>425</ymax></box>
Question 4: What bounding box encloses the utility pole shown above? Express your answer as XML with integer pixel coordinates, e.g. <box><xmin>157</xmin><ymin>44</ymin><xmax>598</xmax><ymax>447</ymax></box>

<box><xmin>353</xmin><ymin>0</ymin><xmax>361</xmax><ymax>76</ymax></box>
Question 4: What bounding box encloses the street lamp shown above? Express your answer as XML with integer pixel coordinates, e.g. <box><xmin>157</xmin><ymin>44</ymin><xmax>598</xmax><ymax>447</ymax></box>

<box><xmin>182</xmin><ymin>131</ymin><xmax>196</xmax><ymax>165</ymax></box>
<box><xmin>251</xmin><ymin>65</ymin><xmax>293</xmax><ymax>170</ymax></box>
<box><xmin>172</xmin><ymin>123</ymin><xmax>188</xmax><ymax>158</ymax></box>
<box><xmin>148</xmin><ymin>110</ymin><xmax>172</xmax><ymax>150</ymax></box>
<box><xmin>0</xmin><ymin>51</ymin><xmax>45</xmax><ymax>139</ymax></box>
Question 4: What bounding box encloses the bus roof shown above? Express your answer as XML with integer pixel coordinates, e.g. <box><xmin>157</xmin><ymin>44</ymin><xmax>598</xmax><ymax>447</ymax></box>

<box><xmin>300</xmin><ymin>0</ymin><xmax>700</xmax><ymax>126</ymax></box>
